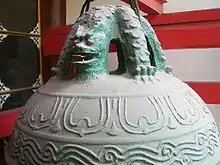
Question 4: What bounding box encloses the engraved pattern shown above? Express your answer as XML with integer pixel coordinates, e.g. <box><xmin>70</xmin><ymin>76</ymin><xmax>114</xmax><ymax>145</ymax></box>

<box><xmin>27</xmin><ymin>96</ymin><xmax>63</xmax><ymax>132</ymax></box>
<box><xmin>105</xmin><ymin>98</ymin><xmax>120</xmax><ymax>136</ymax></box>
<box><xmin>0</xmin><ymin>79</ymin><xmax>11</xmax><ymax>110</ymax></box>
<box><xmin>63</xmin><ymin>97</ymin><xmax>111</xmax><ymax>136</ymax></box>
<box><xmin>8</xmin><ymin>123</ymin><xmax>220</xmax><ymax>165</ymax></box>
<box><xmin>118</xmin><ymin>89</ymin><xmax>211</xmax><ymax>135</ymax></box>
<box><xmin>18</xmin><ymin>88</ymin><xmax>213</xmax><ymax>136</ymax></box>
<box><xmin>17</xmin><ymin>93</ymin><xmax>38</xmax><ymax>124</ymax></box>
<box><xmin>29</xmin><ymin>23</ymin><xmax>40</xmax><ymax>48</ymax></box>
<box><xmin>0</xmin><ymin>23</ymin><xmax>8</xmax><ymax>43</ymax></box>
<box><xmin>118</xmin><ymin>96</ymin><xmax>166</xmax><ymax>135</ymax></box>
<box><xmin>9</xmin><ymin>130</ymin><xmax>57</xmax><ymax>165</ymax></box>
<box><xmin>186</xmin><ymin>88</ymin><xmax>210</xmax><ymax>114</ymax></box>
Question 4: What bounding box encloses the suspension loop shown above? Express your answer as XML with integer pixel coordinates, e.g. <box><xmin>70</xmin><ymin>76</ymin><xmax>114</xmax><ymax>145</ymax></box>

<box><xmin>80</xmin><ymin>0</ymin><xmax>140</xmax><ymax>20</ymax></box>
<box><xmin>80</xmin><ymin>0</ymin><xmax>94</xmax><ymax>16</ymax></box>
<box><xmin>129</xmin><ymin>0</ymin><xmax>141</xmax><ymax>20</ymax></box>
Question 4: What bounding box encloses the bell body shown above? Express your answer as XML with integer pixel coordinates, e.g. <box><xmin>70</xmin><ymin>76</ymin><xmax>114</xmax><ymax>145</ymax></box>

<box><xmin>5</xmin><ymin>72</ymin><xmax>220</xmax><ymax>165</ymax></box>
<box><xmin>5</xmin><ymin>4</ymin><xmax>220</xmax><ymax>165</ymax></box>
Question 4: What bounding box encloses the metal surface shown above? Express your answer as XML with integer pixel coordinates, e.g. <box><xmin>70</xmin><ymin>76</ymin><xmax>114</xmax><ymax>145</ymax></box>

<box><xmin>5</xmin><ymin>4</ymin><xmax>220</xmax><ymax>165</ymax></box>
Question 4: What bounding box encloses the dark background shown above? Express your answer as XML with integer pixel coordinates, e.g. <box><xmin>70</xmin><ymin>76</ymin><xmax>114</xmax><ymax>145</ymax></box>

<box><xmin>0</xmin><ymin>0</ymin><xmax>40</xmax><ymax>111</ymax></box>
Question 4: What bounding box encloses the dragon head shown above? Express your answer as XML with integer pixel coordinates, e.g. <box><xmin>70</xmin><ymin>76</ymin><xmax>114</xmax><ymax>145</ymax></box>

<box><xmin>70</xmin><ymin>25</ymin><xmax>110</xmax><ymax>79</ymax></box>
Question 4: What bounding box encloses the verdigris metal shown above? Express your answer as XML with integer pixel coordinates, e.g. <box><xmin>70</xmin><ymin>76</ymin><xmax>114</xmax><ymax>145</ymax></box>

<box><xmin>51</xmin><ymin>5</ymin><xmax>171</xmax><ymax>80</ymax></box>
<box><xmin>5</xmin><ymin>5</ymin><xmax>220</xmax><ymax>165</ymax></box>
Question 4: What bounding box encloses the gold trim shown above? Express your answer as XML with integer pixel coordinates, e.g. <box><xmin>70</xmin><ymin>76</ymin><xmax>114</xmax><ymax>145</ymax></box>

<box><xmin>0</xmin><ymin>86</ymin><xmax>40</xmax><ymax>95</ymax></box>
<box><xmin>32</xmin><ymin>74</ymin><xmax>41</xmax><ymax>87</ymax></box>
<box><xmin>38</xmin><ymin>0</ymin><xmax>43</xmax><ymax>84</ymax></box>
<box><xmin>0</xmin><ymin>33</ymin><xmax>8</xmax><ymax>43</ymax></box>
<box><xmin>0</xmin><ymin>79</ymin><xmax>11</xmax><ymax>109</ymax></box>
<box><xmin>32</xmin><ymin>74</ymin><xmax>42</xmax><ymax>92</ymax></box>
<box><xmin>0</xmin><ymin>30</ymin><xmax>40</xmax><ymax>37</ymax></box>
<box><xmin>29</xmin><ymin>35</ymin><xmax>41</xmax><ymax>48</ymax></box>
<box><xmin>0</xmin><ymin>24</ymin><xmax>8</xmax><ymax>42</ymax></box>
<box><xmin>0</xmin><ymin>23</ymin><xmax>8</xmax><ymax>32</ymax></box>
<box><xmin>29</xmin><ymin>23</ymin><xmax>40</xmax><ymax>35</ymax></box>
<box><xmin>38</xmin><ymin>0</ymin><xmax>41</xmax><ymax>36</ymax></box>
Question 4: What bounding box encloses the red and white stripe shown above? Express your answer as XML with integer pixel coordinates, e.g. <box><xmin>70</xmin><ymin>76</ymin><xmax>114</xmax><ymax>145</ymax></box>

<box><xmin>151</xmin><ymin>4</ymin><xmax>220</xmax><ymax>129</ymax></box>
<box><xmin>163</xmin><ymin>0</ymin><xmax>220</xmax><ymax>13</ymax></box>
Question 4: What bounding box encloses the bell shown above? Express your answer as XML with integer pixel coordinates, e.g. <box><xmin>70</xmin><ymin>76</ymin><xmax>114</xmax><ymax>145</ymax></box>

<box><xmin>5</xmin><ymin>4</ymin><xmax>220</xmax><ymax>165</ymax></box>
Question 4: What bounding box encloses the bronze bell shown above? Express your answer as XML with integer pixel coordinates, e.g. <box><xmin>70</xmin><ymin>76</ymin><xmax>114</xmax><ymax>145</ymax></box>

<box><xmin>5</xmin><ymin>4</ymin><xmax>220</xmax><ymax>165</ymax></box>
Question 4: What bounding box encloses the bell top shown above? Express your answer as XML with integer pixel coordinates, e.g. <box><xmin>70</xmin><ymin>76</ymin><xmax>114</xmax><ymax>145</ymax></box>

<box><xmin>38</xmin><ymin>72</ymin><xmax>186</xmax><ymax>97</ymax></box>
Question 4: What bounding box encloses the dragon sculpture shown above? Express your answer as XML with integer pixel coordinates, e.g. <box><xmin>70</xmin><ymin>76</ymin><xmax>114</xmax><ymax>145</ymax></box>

<box><xmin>52</xmin><ymin>5</ymin><xmax>172</xmax><ymax>81</ymax></box>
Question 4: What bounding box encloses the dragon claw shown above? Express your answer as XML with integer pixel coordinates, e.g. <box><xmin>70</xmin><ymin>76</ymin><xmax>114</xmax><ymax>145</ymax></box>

<box><xmin>164</xmin><ymin>65</ymin><xmax>172</xmax><ymax>73</ymax></box>
<box><xmin>134</xmin><ymin>65</ymin><xmax>158</xmax><ymax>82</ymax></box>
<box><xmin>141</xmin><ymin>76</ymin><xmax>149</xmax><ymax>83</ymax></box>
<box><xmin>134</xmin><ymin>65</ymin><xmax>156</xmax><ymax>76</ymax></box>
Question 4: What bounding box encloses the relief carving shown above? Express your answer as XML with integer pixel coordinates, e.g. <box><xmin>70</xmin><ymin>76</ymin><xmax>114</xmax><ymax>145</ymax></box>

<box><xmin>8</xmin><ymin>123</ymin><xmax>219</xmax><ymax>165</ymax></box>
<box><xmin>17</xmin><ymin>88</ymin><xmax>213</xmax><ymax>137</ymax></box>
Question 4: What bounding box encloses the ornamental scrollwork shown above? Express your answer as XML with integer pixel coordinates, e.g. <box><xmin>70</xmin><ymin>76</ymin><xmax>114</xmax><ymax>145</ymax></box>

<box><xmin>7</xmin><ymin>123</ymin><xmax>220</xmax><ymax>165</ymax></box>
<box><xmin>17</xmin><ymin>88</ymin><xmax>212</xmax><ymax>137</ymax></box>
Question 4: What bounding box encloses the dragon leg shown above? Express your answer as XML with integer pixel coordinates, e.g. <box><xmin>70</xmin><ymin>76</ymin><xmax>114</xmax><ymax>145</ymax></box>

<box><xmin>116</xmin><ymin>6</ymin><xmax>156</xmax><ymax>81</ymax></box>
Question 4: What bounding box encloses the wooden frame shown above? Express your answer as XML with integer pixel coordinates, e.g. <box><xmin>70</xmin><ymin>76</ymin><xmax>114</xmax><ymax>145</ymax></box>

<box><xmin>41</xmin><ymin>0</ymin><xmax>66</xmax><ymax>83</ymax></box>
<box><xmin>0</xmin><ymin>0</ymin><xmax>66</xmax><ymax>138</ymax></box>
<box><xmin>0</xmin><ymin>0</ymin><xmax>43</xmax><ymax>97</ymax></box>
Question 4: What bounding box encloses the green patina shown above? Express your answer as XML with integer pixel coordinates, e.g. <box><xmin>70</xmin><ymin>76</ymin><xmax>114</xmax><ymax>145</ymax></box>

<box><xmin>52</xmin><ymin>5</ymin><xmax>172</xmax><ymax>81</ymax></box>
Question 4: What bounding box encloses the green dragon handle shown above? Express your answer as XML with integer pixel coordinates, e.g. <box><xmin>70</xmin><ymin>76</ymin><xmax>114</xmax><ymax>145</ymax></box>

<box><xmin>52</xmin><ymin>5</ymin><xmax>172</xmax><ymax>81</ymax></box>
